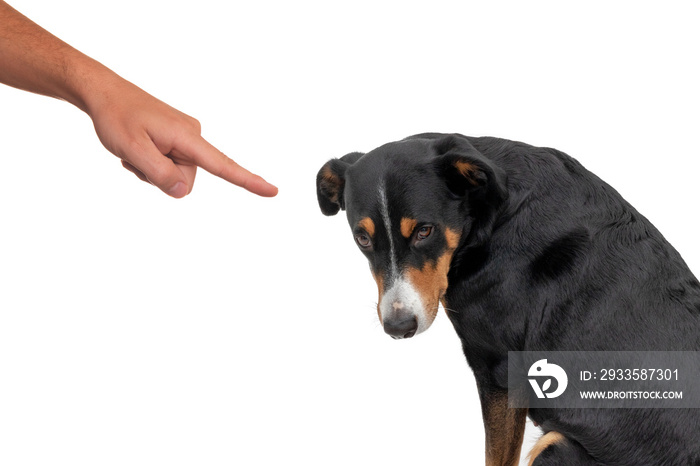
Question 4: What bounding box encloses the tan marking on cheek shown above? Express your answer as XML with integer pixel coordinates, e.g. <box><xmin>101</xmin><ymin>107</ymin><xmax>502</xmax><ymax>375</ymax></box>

<box><xmin>527</xmin><ymin>432</ymin><xmax>565</xmax><ymax>466</ymax></box>
<box><xmin>371</xmin><ymin>270</ymin><xmax>384</xmax><ymax>324</ymax></box>
<box><xmin>400</xmin><ymin>217</ymin><xmax>417</xmax><ymax>238</ymax></box>
<box><xmin>430</xmin><ymin>229</ymin><xmax>461</xmax><ymax>317</ymax></box>
<box><xmin>358</xmin><ymin>217</ymin><xmax>375</xmax><ymax>237</ymax></box>
<box><xmin>444</xmin><ymin>227</ymin><xmax>461</xmax><ymax>250</ymax></box>
<box><xmin>405</xmin><ymin>251</ymin><xmax>453</xmax><ymax>322</ymax></box>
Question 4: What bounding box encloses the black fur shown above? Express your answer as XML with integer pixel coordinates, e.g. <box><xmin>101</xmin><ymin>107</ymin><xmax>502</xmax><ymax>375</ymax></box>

<box><xmin>316</xmin><ymin>133</ymin><xmax>700</xmax><ymax>465</ymax></box>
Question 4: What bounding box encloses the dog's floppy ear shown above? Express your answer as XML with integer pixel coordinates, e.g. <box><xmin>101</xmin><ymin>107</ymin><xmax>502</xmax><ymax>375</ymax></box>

<box><xmin>316</xmin><ymin>152</ymin><xmax>364</xmax><ymax>216</ymax></box>
<box><xmin>432</xmin><ymin>135</ymin><xmax>508</xmax><ymax>245</ymax></box>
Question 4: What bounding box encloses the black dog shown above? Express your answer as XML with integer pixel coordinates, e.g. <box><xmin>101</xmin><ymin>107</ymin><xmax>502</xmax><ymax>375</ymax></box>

<box><xmin>316</xmin><ymin>133</ymin><xmax>700</xmax><ymax>465</ymax></box>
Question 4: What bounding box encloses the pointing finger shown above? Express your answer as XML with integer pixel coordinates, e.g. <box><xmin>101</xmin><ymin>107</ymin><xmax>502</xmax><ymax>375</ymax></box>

<box><xmin>179</xmin><ymin>136</ymin><xmax>278</xmax><ymax>197</ymax></box>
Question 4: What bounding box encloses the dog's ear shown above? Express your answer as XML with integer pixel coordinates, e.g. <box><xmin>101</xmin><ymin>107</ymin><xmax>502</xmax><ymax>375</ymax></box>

<box><xmin>432</xmin><ymin>135</ymin><xmax>508</xmax><ymax>245</ymax></box>
<box><xmin>316</xmin><ymin>152</ymin><xmax>364</xmax><ymax>216</ymax></box>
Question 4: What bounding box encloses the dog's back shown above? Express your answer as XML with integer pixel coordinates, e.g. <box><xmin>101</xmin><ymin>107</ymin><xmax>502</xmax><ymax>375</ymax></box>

<box><xmin>454</xmin><ymin>136</ymin><xmax>700</xmax><ymax>465</ymax></box>
<box><xmin>450</xmin><ymin>136</ymin><xmax>700</xmax><ymax>351</ymax></box>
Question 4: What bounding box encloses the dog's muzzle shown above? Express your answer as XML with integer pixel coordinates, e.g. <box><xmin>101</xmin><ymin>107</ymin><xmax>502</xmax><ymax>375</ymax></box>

<box><xmin>379</xmin><ymin>278</ymin><xmax>426</xmax><ymax>339</ymax></box>
<box><xmin>383</xmin><ymin>308</ymin><xmax>418</xmax><ymax>339</ymax></box>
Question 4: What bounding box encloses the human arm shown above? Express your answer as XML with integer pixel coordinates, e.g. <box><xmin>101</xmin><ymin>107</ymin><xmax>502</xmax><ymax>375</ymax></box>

<box><xmin>0</xmin><ymin>1</ymin><xmax>277</xmax><ymax>198</ymax></box>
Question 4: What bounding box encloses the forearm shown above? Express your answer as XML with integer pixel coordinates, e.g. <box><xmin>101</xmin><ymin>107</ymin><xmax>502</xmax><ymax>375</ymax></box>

<box><xmin>0</xmin><ymin>1</ymin><xmax>277</xmax><ymax>198</ymax></box>
<box><xmin>0</xmin><ymin>1</ymin><xmax>111</xmax><ymax>112</ymax></box>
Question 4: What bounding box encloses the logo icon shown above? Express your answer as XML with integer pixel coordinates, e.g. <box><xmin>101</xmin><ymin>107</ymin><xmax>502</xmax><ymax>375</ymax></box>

<box><xmin>528</xmin><ymin>359</ymin><xmax>568</xmax><ymax>399</ymax></box>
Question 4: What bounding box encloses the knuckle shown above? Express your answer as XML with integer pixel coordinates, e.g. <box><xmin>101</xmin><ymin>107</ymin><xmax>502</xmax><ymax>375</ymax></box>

<box><xmin>177</xmin><ymin>113</ymin><xmax>201</xmax><ymax>134</ymax></box>
<box><xmin>125</xmin><ymin>137</ymin><xmax>147</xmax><ymax>156</ymax></box>
<box><xmin>189</xmin><ymin>117</ymin><xmax>202</xmax><ymax>133</ymax></box>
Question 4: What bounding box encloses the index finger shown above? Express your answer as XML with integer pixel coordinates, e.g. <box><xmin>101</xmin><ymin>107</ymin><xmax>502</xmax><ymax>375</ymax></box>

<box><xmin>179</xmin><ymin>135</ymin><xmax>278</xmax><ymax>197</ymax></box>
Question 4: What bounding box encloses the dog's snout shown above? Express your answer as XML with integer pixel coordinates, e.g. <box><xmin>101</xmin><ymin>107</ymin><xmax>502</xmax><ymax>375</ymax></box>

<box><xmin>383</xmin><ymin>313</ymin><xmax>418</xmax><ymax>339</ymax></box>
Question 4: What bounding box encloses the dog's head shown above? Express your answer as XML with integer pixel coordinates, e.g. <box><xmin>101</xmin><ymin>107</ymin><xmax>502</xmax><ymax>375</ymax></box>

<box><xmin>317</xmin><ymin>134</ymin><xmax>507</xmax><ymax>339</ymax></box>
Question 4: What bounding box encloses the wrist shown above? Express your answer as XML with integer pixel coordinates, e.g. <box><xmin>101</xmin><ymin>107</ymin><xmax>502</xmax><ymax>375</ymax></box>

<box><xmin>60</xmin><ymin>53</ymin><xmax>120</xmax><ymax>115</ymax></box>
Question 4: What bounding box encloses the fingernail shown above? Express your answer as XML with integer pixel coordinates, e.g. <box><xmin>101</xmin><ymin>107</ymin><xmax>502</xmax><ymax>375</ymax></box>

<box><xmin>168</xmin><ymin>182</ymin><xmax>187</xmax><ymax>198</ymax></box>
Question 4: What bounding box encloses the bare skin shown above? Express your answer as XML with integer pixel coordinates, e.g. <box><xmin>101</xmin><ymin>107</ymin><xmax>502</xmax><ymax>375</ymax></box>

<box><xmin>0</xmin><ymin>1</ymin><xmax>277</xmax><ymax>198</ymax></box>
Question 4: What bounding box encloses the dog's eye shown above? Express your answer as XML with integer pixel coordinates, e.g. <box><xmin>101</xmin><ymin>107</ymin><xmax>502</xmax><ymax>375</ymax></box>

<box><xmin>355</xmin><ymin>233</ymin><xmax>372</xmax><ymax>248</ymax></box>
<box><xmin>416</xmin><ymin>226</ymin><xmax>433</xmax><ymax>241</ymax></box>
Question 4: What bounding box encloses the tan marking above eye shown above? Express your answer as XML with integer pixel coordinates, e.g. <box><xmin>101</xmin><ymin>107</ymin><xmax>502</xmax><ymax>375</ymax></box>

<box><xmin>358</xmin><ymin>217</ymin><xmax>375</xmax><ymax>237</ymax></box>
<box><xmin>400</xmin><ymin>218</ymin><xmax>417</xmax><ymax>238</ymax></box>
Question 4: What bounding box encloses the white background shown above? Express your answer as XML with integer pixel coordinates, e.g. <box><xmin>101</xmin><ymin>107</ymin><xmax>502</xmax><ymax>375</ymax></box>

<box><xmin>1</xmin><ymin>1</ymin><xmax>698</xmax><ymax>465</ymax></box>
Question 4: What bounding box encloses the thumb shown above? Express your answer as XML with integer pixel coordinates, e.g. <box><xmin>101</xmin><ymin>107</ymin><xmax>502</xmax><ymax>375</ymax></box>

<box><xmin>125</xmin><ymin>139</ymin><xmax>193</xmax><ymax>198</ymax></box>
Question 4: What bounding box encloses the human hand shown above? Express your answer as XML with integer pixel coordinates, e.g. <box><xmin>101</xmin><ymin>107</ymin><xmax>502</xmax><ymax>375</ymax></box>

<box><xmin>85</xmin><ymin>72</ymin><xmax>277</xmax><ymax>199</ymax></box>
<box><xmin>1</xmin><ymin>1</ymin><xmax>276</xmax><ymax>199</ymax></box>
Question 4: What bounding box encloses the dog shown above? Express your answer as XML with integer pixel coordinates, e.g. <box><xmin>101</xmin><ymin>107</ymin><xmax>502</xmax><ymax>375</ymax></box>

<box><xmin>315</xmin><ymin>133</ymin><xmax>700</xmax><ymax>465</ymax></box>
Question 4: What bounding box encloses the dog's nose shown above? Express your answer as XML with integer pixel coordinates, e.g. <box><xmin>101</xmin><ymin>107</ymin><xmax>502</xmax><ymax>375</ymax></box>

<box><xmin>383</xmin><ymin>314</ymin><xmax>418</xmax><ymax>339</ymax></box>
